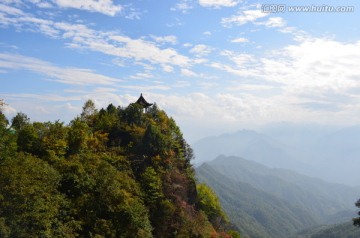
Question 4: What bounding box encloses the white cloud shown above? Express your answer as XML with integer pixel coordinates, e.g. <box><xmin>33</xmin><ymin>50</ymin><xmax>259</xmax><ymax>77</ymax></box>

<box><xmin>225</xmin><ymin>84</ymin><xmax>275</xmax><ymax>92</ymax></box>
<box><xmin>173</xmin><ymin>80</ymin><xmax>191</xmax><ymax>88</ymax></box>
<box><xmin>0</xmin><ymin>3</ymin><xmax>25</xmax><ymax>16</ymax></box>
<box><xmin>52</xmin><ymin>0</ymin><xmax>122</xmax><ymax>16</ymax></box>
<box><xmin>122</xmin><ymin>6</ymin><xmax>142</xmax><ymax>20</ymax></box>
<box><xmin>181</xmin><ymin>68</ymin><xmax>214</xmax><ymax>79</ymax></box>
<box><xmin>213</xmin><ymin>38</ymin><xmax>360</xmax><ymax>119</ymax></box>
<box><xmin>130</xmin><ymin>72</ymin><xmax>154</xmax><ymax>79</ymax></box>
<box><xmin>231</xmin><ymin>37</ymin><xmax>249</xmax><ymax>43</ymax></box>
<box><xmin>4</xmin><ymin>93</ymin><xmax>81</xmax><ymax>102</ymax></box>
<box><xmin>222</xmin><ymin>9</ymin><xmax>268</xmax><ymax>27</ymax></box>
<box><xmin>181</xmin><ymin>68</ymin><xmax>197</xmax><ymax>77</ymax></box>
<box><xmin>4</xmin><ymin>1</ymin><xmax>360</xmax><ymax>138</ymax></box>
<box><xmin>30</xmin><ymin>0</ymin><xmax>53</xmax><ymax>8</ymax></box>
<box><xmin>279</xmin><ymin>27</ymin><xmax>310</xmax><ymax>42</ymax></box>
<box><xmin>0</xmin><ymin>53</ymin><xmax>122</xmax><ymax>85</ymax></box>
<box><xmin>150</xmin><ymin>35</ymin><xmax>177</xmax><ymax>45</ymax></box>
<box><xmin>166</xmin><ymin>18</ymin><xmax>184</xmax><ymax>27</ymax></box>
<box><xmin>1</xmin><ymin>0</ymin><xmax>22</xmax><ymax>4</ymax></box>
<box><xmin>162</xmin><ymin>65</ymin><xmax>174</xmax><ymax>73</ymax></box>
<box><xmin>212</xmin><ymin>50</ymin><xmax>260</xmax><ymax>77</ymax></box>
<box><xmin>256</xmin><ymin>17</ymin><xmax>286</xmax><ymax>28</ymax></box>
<box><xmin>109</xmin><ymin>35</ymin><xmax>191</xmax><ymax>67</ymax></box>
<box><xmin>171</xmin><ymin>0</ymin><xmax>194</xmax><ymax>13</ymax></box>
<box><xmin>3</xmin><ymin>91</ymin><xmax>135</xmax><ymax>123</ymax></box>
<box><xmin>190</xmin><ymin>44</ymin><xmax>213</xmax><ymax>57</ymax></box>
<box><xmin>262</xmin><ymin>38</ymin><xmax>360</xmax><ymax>90</ymax></box>
<box><xmin>193</xmin><ymin>58</ymin><xmax>208</xmax><ymax>64</ymax></box>
<box><xmin>2</xmin><ymin>104</ymin><xmax>17</xmax><ymax>119</ymax></box>
<box><xmin>93</xmin><ymin>87</ymin><xmax>118</xmax><ymax>93</ymax></box>
<box><xmin>0</xmin><ymin>7</ymin><xmax>192</xmax><ymax>72</ymax></box>
<box><xmin>118</xmin><ymin>84</ymin><xmax>171</xmax><ymax>91</ymax></box>
<box><xmin>153</xmin><ymin>89</ymin><xmax>360</xmax><ymax>141</ymax></box>
<box><xmin>199</xmin><ymin>0</ymin><xmax>239</xmax><ymax>8</ymax></box>
<box><xmin>149</xmin><ymin>92</ymin><xmax>289</xmax><ymax>141</ymax></box>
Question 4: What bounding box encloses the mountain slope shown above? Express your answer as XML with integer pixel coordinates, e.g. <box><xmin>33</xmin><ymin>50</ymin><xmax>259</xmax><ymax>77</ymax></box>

<box><xmin>197</xmin><ymin>163</ymin><xmax>319</xmax><ymax>238</ymax></box>
<box><xmin>206</xmin><ymin>155</ymin><xmax>359</xmax><ymax>223</ymax></box>
<box><xmin>293</xmin><ymin>222</ymin><xmax>360</xmax><ymax>238</ymax></box>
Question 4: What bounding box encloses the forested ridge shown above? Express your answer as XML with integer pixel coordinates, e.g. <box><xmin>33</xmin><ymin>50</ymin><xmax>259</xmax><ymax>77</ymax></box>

<box><xmin>0</xmin><ymin>99</ymin><xmax>239</xmax><ymax>238</ymax></box>
<box><xmin>292</xmin><ymin>222</ymin><xmax>360</xmax><ymax>238</ymax></box>
<box><xmin>196</xmin><ymin>155</ymin><xmax>360</xmax><ymax>238</ymax></box>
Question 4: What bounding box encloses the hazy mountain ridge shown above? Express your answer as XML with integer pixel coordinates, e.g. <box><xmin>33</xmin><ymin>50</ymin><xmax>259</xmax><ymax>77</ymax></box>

<box><xmin>193</xmin><ymin>124</ymin><xmax>360</xmax><ymax>185</ymax></box>
<box><xmin>208</xmin><ymin>155</ymin><xmax>359</xmax><ymax>219</ymax></box>
<box><xmin>193</xmin><ymin>129</ymin><xmax>317</xmax><ymax>177</ymax></box>
<box><xmin>196</xmin><ymin>163</ymin><xmax>318</xmax><ymax>238</ymax></box>
<box><xmin>292</xmin><ymin>222</ymin><xmax>360</xmax><ymax>238</ymax></box>
<box><xmin>196</xmin><ymin>155</ymin><xmax>360</xmax><ymax>237</ymax></box>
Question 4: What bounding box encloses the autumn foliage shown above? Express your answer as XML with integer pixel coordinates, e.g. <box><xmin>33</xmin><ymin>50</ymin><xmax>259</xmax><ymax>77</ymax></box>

<box><xmin>0</xmin><ymin>100</ymin><xmax>240</xmax><ymax>238</ymax></box>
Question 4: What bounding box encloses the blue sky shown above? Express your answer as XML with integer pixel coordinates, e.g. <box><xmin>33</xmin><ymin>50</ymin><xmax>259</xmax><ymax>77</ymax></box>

<box><xmin>1</xmin><ymin>0</ymin><xmax>360</xmax><ymax>141</ymax></box>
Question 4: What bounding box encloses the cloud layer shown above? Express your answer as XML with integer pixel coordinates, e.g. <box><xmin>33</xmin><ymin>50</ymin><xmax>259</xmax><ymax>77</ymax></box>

<box><xmin>1</xmin><ymin>1</ymin><xmax>360</xmax><ymax>141</ymax></box>
<box><xmin>0</xmin><ymin>53</ymin><xmax>122</xmax><ymax>85</ymax></box>
<box><xmin>53</xmin><ymin>0</ymin><xmax>122</xmax><ymax>16</ymax></box>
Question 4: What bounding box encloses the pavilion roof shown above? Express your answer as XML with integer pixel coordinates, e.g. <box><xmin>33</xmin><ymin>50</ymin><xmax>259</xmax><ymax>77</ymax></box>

<box><xmin>136</xmin><ymin>93</ymin><xmax>153</xmax><ymax>108</ymax></box>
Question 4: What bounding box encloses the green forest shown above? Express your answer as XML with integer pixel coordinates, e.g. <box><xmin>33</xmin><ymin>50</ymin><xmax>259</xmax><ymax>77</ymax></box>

<box><xmin>0</xmin><ymin>99</ymin><xmax>239</xmax><ymax>238</ymax></box>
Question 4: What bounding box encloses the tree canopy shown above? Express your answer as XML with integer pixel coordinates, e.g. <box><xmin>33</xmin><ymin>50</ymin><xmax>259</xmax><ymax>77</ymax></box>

<box><xmin>0</xmin><ymin>99</ymin><xmax>240</xmax><ymax>238</ymax></box>
<box><xmin>353</xmin><ymin>199</ymin><xmax>360</xmax><ymax>227</ymax></box>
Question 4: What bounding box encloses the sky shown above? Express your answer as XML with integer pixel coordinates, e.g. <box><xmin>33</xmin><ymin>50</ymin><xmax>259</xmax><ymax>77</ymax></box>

<box><xmin>1</xmin><ymin>0</ymin><xmax>360</xmax><ymax>142</ymax></box>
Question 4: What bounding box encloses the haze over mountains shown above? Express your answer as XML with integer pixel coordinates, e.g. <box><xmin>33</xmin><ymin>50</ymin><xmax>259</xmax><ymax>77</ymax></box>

<box><xmin>193</xmin><ymin>123</ymin><xmax>360</xmax><ymax>186</ymax></box>
<box><xmin>196</xmin><ymin>155</ymin><xmax>360</xmax><ymax>238</ymax></box>
<box><xmin>193</xmin><ymin>123</ymin><xmax>360</xmax><ymax>237</ymax></box>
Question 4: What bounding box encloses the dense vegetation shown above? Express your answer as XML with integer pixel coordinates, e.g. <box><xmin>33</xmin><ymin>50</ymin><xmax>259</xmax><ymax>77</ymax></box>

<box><xmin>353</xmin><ymin>199</ymin><xmax>360</xmax><ymax>228</ymax></box>
<box><xmin>0</xmin><ymin>99</ymin><xmax>238</xmax><ymax>238</ymax></box>
<box><xmin>197</xmin><ymin>164</ymin><xmax>315</xmax><ymax>238</ymax></box>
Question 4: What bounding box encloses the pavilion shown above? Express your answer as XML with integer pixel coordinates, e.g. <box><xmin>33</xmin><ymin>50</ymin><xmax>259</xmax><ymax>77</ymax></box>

<box><xmin>135</xmin><ymin>93</ymin><xmax>153</xmax><ymax>112</ymax></box>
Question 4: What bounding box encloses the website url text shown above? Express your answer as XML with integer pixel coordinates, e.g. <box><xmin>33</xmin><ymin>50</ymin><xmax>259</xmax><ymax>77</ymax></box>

<box><xmin>261</xmin><ymin>4</ymin><xmax>355</xmax><ymax>13</ymax></box>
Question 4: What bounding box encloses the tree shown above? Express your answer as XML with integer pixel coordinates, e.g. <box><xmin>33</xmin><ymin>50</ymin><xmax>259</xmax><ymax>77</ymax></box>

<box><xmin>16</xmin><ymin>123</ymin><xmax>40</xmax><ymax>155</ymax></box>
<box><xmin>0</xmin><ymin>154</ymin><xmax>74</xmax><ymax>237</ymax></box>
<box><xmin>0</xmin><ymin>99</ymin><xmax>234</xmax><ymax>237</ymax></box>
<box><xmin>122</xmin><ymin>103</ymin><xmax>143</xmax><ymax>126</ymax></box>
<box><xmin>57</xmin><ymin>154</ymin><xmax>153</xmax><ymax>237</ymax></box>
<box><xmin>0</xmin><ymin>128</ymin><xmax>16</xmax><ymax>161</ymax></box>
<box><xmin>0</xmin><ymin>100</ymin><xmax>8</xmax><ymax>128</ymax></box>
<box><xmin>141</xmin><ymin>167</ymin><xmax>163</xmax><ymax>205</ymax></box>
<box><xmin>142</xmin><ymin>124</ymin><xmax>169</xmax><ymax>157</ymax></box>
<box><xmin>11</xmin><ymin>112</ymin><xmax>30</xmax><ymax>131</ymax></box>
<box><xmin>95</xmin><ymin>106</ymin><xmax>119</xmax><ymax>134</ymax></box>
<box><xmin>354</xmin><ymin>199</ymin><xmax>360</xmax><ymax>227</ymax></box>
<box><xmin>67</xmin><ymin>117</ymin><xmax>90</xmax><ymax>155</ymax></box>
<box><xmin>0</xmin><ymin>102</ymin><xmax>17</xmax><ymax>161</ymax></box>
<box><xmin>42</xmin><ymin>120</ymin><xmax>68</xmax><ymax>157</ymax></box>
<box><xmin>16</xmin><ymin>121</ymin><xmax>56</xmax><ymax>157</ymax></box>
<box><xmin>80</xmin><ymin>99</ymin><xmax>97</xmax><ymax>126</ymax></box>
<box><xmin>197</xmin><ymin>183</ymin><xmax>228</xmax><ymax>229</ymax></box>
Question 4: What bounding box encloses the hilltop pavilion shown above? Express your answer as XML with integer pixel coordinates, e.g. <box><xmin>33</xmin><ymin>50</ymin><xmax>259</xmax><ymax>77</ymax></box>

<box><xmin>136</xmin><ymin>93</ymin><xmax>153</xmax><ymax>112</ymax></box>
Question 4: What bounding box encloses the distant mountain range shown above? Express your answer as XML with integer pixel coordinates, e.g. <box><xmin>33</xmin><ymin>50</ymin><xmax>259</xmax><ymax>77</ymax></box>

<box><xmin>192</xmin><ymin>123</ymin><xmax>360</xmax><ymax>186</ymax></box>
<box><xmin>196</xmin><ymin>155</ymin><xmax>360</xmax><ymax>238</ymax></box>
<box><xmin>292</xmin><ymin>222</ymin><xmax>360</xmax><ymax>238</ymax></box>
